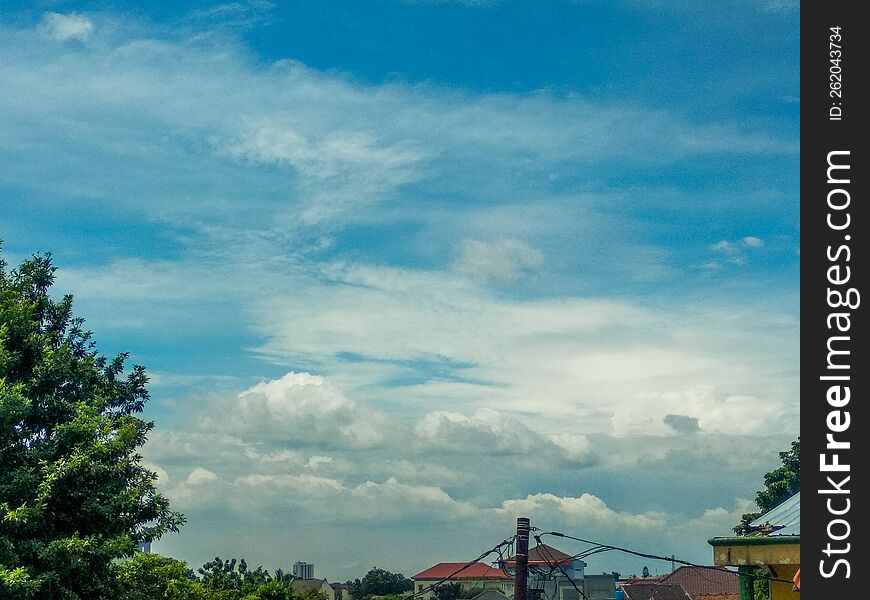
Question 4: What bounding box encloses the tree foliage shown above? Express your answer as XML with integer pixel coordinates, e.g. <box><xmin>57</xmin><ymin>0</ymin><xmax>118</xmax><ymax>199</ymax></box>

<box><xmin>432</xmin><ymin>582</ymin><xmax>462</xmax><ymax>600</ymax></box>
<box><xmin>733</xmin><ymin>437</ymin><xmax>800</xmax><ymax>535</ymax></box>
<box><xmin>732</xmin><ymin>437</ymin><xmax>800</xmax><ymax>600</ymax></box>
<box><xmin>0</xmin><ymin>248</ymin><xmax>184</xmax><ymax>599</ymax></box>
<box><xmin>347</xmin><ymin>567</ymin><xmax>413</xmax><ymax>600</ymax></box>
<box><xmin>115</xmin><ymin>553</ymin><xmax>328</xmax><ymax>600</ymax></box>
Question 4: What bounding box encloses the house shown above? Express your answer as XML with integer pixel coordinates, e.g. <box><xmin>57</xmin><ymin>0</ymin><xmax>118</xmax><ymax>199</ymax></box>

<box><xmin>583</xmin><ymin>574</ymin><xmax>618</xmax><ymax>600</ymax></box>
<box><xmin>505</xmin><ymin>543</ymin><xmax>614</xmax><ymax>600</ymax></box>
<box><xmin>617</xmin><ymin>566</ymin><xmax>738</xmax><ymax>600</ymax></box>
<box><xmin>619</xmin><ymin>583</ymin><xmax>690</xmax><ymax>600</ymax></box>
<box><xmin>292</xmin><ymin>577</ymin><xmax>338</xmax><ymax>600</ymax></box>
<box><xmin>331</xmin><ymin>582</ymin><xmax>351</xmax><ymax>600</ymax></box>
<box><xmin>708</xmin><ymin>491</ymin><xmax>800</xmax><ymax>600</ymax></box>
<box><xmin>412</xmin><ymin>562</ymin><xmax>514</xmax><ymax>599</ymax></box>
<box><xmin>657</xmin><ymin>566</ymin><xmax>738</xmax><ymax>600</ymax></box>
<box><xmin>413</xmin><ymin>543</ymin><xmax>614</xmax><ymax>600</ymax></box>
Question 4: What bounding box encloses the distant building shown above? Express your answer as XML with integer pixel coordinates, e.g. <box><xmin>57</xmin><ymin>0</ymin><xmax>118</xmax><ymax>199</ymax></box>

<box><xmin>292</xmin><ymin>578</ymin><xmax>337</xmax><ymax>600</ymax></box>
<box><xmin>506</xmin><ymin>543</ymin><xmax>613</xmax><ymax>600</ymax></box>
<box><xmin>412</xmin><ymin>562</ymin><xmax>514</xmax><ymax>599</ymax></box>
<box><xmin>619</xmin><ymin>583</ymin><xmax>690</xmax><ymax>600</ymax></box>
<box><xmin>331</xmin><ymin>582</ymin><xmax>350</xmax><ymax>600</ymax></box>
<box><xmin>134</xmin><ymin>541</ymin><xmax>152</xmax><ymax>554</ymax></box>
<box><xmin>582</xmin><ymin>574</ymin><xmax>618</xmax><ymax>600</ymax></box>
<box><xmin>658</xmin><ymin>566</ymin><xmax>738</xmax><ymax>600</ymax></box>
<box><xmin>294</xmin><ymin>562</ymin><xmax>316</xmax><ymax>579</ymax></box>
<box><xmin>618</xmin><ymin>566</ymin><xmax>738</xmax><ymax>600</ymax></box>
<box><xmin>413</xmin><ymin>543</ymin><xmax>614</xmax><ymax>600</ymax></box>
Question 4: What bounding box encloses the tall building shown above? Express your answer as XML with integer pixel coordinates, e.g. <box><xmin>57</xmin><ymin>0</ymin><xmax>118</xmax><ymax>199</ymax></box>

<box><xmin>294</xmin><ymin>561</ymin><xmax>315</xmax><ymax>580</ymax></box>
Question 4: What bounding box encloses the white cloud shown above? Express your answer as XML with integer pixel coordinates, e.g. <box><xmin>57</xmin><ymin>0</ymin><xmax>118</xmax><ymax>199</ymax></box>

<box><xmin>709</xmin><ymin>236</ymin><xmax>765</xmax><ymax>266</ymax></box>
<box><xmin>40</xmin><ymin>12</ymin><xmax>94</xmax><ymax>42</ymax></box>
<box><xmin>414</xmin><ymin>408</ymin><xmax>595</xmax><ymax>465</ymax></box>
<box><xmin>228</xmin><ymin>372</ymin><xmax>396</xmax><ymax>449</ymax></box>
<box><xmin>186</xmin><ymin>467</ymin><xmax>219</xmax><ymax>486</ymax></box>
<box><xmin>452</xmin><ymin>239</ymin><xmax>543</xmax><ymax>284</ymax></box>
<box><xmin>499</xmin><ymin>492</ymin><xmax>667</xmax><ymax>530</ymax></box>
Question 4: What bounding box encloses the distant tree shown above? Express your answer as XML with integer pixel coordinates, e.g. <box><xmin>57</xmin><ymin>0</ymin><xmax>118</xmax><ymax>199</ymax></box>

<box><xmin>733</xmin><ymin>438</ymin><xmax>800</xmax><ymax>535</ymax></box>
<box><xmin>433</xmin><ymin>582</ymin><xmax>462</xmax><ymax>600</ymax></box>
<box><xmin>0</xmin><ymin>247</ymin><xmax>184</xmax><ymax>598</ymax></box>
<box><xmin>347</xmin><ymin>568</ymin><xmax>413</xmax><ymax>600</ymax></box>
<box><xmin>641</xmin><ymin>566</ymin><xmax>650</xmax><ymax>578</ymax></box>
<box><xmin>198</xmin><ymin>557</ymin><xmax>275</xmax><ymax>596</ymax></box>
<box><xmin>115</xmin><ymin>552</ymin><xmax>206</xmax><ymax>600</ymax></box>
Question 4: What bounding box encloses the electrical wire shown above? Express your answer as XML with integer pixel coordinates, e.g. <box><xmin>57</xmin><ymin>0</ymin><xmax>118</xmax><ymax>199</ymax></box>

<box><xmin>537</xmin><ymin>531</ymin><xmax>796</xmax><ymax>586</ymax></box>
<box><xmin>406</xmin><ymin>537</ymin><xmax>517</xmax><ymax>600</ymax></box>
<box><xmin>531</xmin><ymin>534</ymin><xmax>592</xmax><ymax>600</ymax></box>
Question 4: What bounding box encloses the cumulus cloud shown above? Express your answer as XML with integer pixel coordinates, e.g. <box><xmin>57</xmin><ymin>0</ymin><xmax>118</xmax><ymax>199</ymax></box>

<box><xmin>186</xmin><ymin>467</ymin><xmax>219</xmax><ymax>486</ymax></box>
<box><xmin>414</xmin><ymin>408</ymin><xmax>595</xmax><ymax>465</ymax></box>
<box><xmin>40</xmin><ymin>12</ymin><xmax>94</xmax><ymax>42</ymax></box>
<box><xmin>230</xmin><ymin>372</ymin><xmax>395</xmax><ymax>449</ymax></box>
<box><xmin>708</xmin><ymin>236</ymin><xmax>765</xmax><ymax>266</ymax></box>
<box><xmin>451</xmin><ymin>239</ymin><xmax>543</xmax><ymax>284</ymax></box>
<box><xmin>613</xmin><ymin>386</ymin><xmax>784</xmax><ymax>437</ymax></box>
<box><xmin>499</xmin><ymin>492</ymin><xmax>667</xmax><ymax>530</ymax></box>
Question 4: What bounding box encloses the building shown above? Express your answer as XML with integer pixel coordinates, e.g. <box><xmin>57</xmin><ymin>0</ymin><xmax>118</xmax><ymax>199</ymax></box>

<box><xmin>618</xmin><ymin>567</ymin><xmax>737</xmax><ymax>600</ymax></box>
<box><xmin>412</xmin><ymin>562</ymin><xmax>514</xmax><ymax>599</ymax></box>
<box><xmin>506</xmin><ymin>543</ymin><xmax>614</xmax><ymax>600</ymax></box>
<box><xmin>413</xmin><ymin>543</ymin><xmax>614</xmax><ymax>600</ymax></box>
<box><xmin>618</xmin><ymin>583</ymin><xmax>690</xmax><ymax>600</ymax></box>
<box><xmin>294</xmin><ymin>561</ymin><xmax>316</xmax><ymax>580</ymax></box>
<box><xmin>331</xmin><ymin>582</ymin><xmax>350</xmax><ymax>600</ymax></box>
<box><xmin>657</xmin><ymin>566</ymin><xmax>738</xmax><ymax>600</ymax></box>
<box><xmin>708</xmin><ymin>491</ymin><xmax>800</xmax><ymax>600</ymax></box>
<box><xmin>134</xmin><ymin>541</ymin><xmax>152</xmax><ymax>553</ymax></box>
<box><xmin>292</xmin><ymin>578</ymin><xmax>337</xmax><ymax>600</ymax></box>
<box><xmin>583</xmin><ymin>574</ymin><xmax>618</xmax><ymax>600</ymax></box>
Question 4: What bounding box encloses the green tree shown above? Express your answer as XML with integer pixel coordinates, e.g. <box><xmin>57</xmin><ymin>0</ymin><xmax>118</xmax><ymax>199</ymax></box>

<box><xmin>732</xmin><ymin>437</ymin><xmax>800</xmax><ymax>600</ymax></box>
<box><xmin>433</xmin><ymin>582</ymin><xmax>461</xmax><ymax>600</ymax></box>
<box><xmin>347</xmin><ymin>568</ymin><xmax>413</xmax><ymax>600</ymax></box>
<box><xmin>0</xmin><ymin>248</ymin><xmax>184</xmax><ymax>599</ymax></box>
<box><xmin>115</xmin><ymin>552</ymin><xmax>206</xmax><ymax>600</ymax></box>
<box><xmin>733</xmin><ymin>438</ymin><xmax>800</xmax><ymax>535</ymax></box>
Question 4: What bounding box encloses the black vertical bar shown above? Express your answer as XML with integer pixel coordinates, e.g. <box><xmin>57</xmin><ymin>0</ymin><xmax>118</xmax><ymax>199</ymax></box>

<box><xmin>802</xmin><ymin>1</ymin><xmax>867</xmax><ymax>596</ymax></box>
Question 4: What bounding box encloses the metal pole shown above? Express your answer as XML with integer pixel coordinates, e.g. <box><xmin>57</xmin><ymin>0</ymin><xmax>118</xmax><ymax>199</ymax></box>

<box><xmin>513</xmin><ymin>517</ymin><xmax>530</xmax><ymax>600</ymax></box>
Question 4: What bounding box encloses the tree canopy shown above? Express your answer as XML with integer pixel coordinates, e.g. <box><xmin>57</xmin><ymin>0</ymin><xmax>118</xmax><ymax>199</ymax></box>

<box><xmin>347</xmin><ymin>567</ymin><xmax>413</xmax><ymax>600</ymax></box>
<box><xmin>116</xmin><ymin>553</ymin><xmax>328</xmax><ymax>600</ymax></box>
<box><xmin>733</xmin><ymin>437</ymin><xmax>800</xmax><ymax>535</ymax></box>
<box><xmin>0</xmin><ymin>248</ymin><xmax>184</xmax><ymax>598</ymax></box>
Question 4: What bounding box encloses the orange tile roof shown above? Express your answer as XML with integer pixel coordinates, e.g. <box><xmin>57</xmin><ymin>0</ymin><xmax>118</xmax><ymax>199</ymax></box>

<box><xmin>659</xmin><ymin>567</ymin><xmax>738</xmax><ymax>598</ymax></box>
<box><xmin>413</xmin><ymin>563</ymin><xmax>512</xmax><ymax>581</ymax></box>
<box><xmin>505</xmin><ymin>544</ymin><xmax>575</xmax><ymax>567</ymax></box>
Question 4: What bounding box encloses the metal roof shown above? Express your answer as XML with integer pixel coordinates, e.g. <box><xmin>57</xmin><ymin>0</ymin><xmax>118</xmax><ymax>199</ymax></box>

<box><xmin>750</xmin><ymin>491</ymin><xmax>800</xmax><ymax>536</ymax></box>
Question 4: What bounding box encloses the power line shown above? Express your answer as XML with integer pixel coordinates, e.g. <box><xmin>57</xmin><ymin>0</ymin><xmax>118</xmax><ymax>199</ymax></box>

<box><xmin>537</xmin><ymin>531</ymin><xmax>795</xmax><ymax>586</ymax></box>
<box><xmin>530</xmin><ymin>535</ymin><xmax>591</xmax><ymax>600</ymax></box>
<box><xmin>406</xmin><ymin>537</ymin><xmax>517</xmax><ymax>600</ymax></box>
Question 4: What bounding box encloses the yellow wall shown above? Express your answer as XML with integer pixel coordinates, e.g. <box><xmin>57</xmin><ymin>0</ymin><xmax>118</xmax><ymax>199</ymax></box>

<box><xmin>769</xmin><ymin>565</ymin><xmax>799</xmax><ymax>600</ymax></box>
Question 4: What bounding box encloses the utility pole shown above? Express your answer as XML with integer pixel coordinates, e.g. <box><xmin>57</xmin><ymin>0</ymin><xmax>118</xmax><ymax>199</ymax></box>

<box><xmin>513</xmin><ymin>517</ymin><xmax>530</xmax><ymax>600</ymax></box>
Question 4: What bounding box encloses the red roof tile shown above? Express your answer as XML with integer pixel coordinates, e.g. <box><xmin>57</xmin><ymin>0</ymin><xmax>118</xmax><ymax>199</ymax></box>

<box><xmin>505</xmin><ymin>544</ymin><xmax>575</xmax><ymax>567</ymax></box>
<box><xmin>413</xmin><ymin>563</ymin><xmax>512</xmax><ymax>581</ymax></box>
<box><xmin>659</xmin><ymin>567</ymin><xmax>738</xmax><ymax>598</ymax></box>
<box><xmin>620</xmin><ymin>583</ymin><xmax>691</xmax><ymax>600</ymax></box>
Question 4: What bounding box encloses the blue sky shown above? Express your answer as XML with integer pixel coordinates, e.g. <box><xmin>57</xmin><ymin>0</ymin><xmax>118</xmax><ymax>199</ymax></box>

<box><xmin>1</xmin><ymin>0</ymin><xmax>798</xmax><ymax>582</ymax></box>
